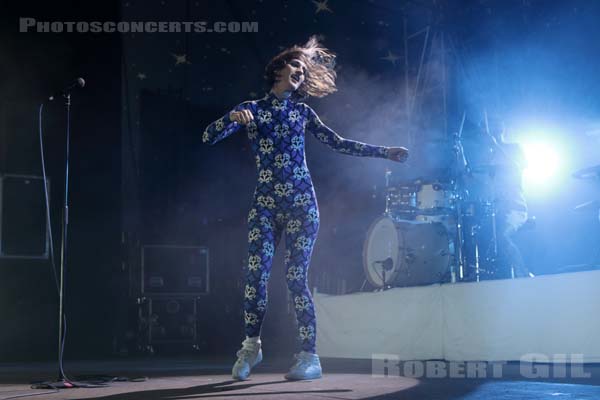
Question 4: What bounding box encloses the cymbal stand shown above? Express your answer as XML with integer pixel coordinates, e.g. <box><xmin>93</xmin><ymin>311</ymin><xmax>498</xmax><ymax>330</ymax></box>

<box><xmin>451</xmin><ymin>112</ymin><xmax>470</xmax><ymax>282</ymax></box>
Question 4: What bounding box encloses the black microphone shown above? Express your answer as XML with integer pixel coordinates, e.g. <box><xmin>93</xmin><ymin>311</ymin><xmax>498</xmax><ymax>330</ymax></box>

<box><xmin>374</xmin><ymin>257</ymin><xmax>394</xmax><ymax>271</ymax></box>
<box><xmin>49</xmin><ymin>77</ymin><xmax>86</xmax><ymax>101</ymax></box>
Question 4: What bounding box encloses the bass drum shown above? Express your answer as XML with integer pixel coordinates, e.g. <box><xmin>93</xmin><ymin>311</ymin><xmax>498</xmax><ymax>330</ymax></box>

<box><xmin>363</xmin><ymin>216</ymin><xmax>452</xmax><ymax>288</ymax></box>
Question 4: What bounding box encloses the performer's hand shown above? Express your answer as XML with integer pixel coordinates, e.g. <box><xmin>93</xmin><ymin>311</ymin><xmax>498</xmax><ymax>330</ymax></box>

<box><xmin>230</xmin><ymin>110</ymin><xmax>254</xmax><ymax>125</ymax></box>
<box><xmin>387</xmin><ymin>147</ymin><xmax>409</xmax><ymax>163</ymax></box>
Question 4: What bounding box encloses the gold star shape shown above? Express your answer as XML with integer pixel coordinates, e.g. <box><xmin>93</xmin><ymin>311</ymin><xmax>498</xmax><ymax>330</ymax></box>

<box><xmin>136</xmin><ymin>73</ymin><xmax>147</xmax><ymax>80</ymax></box>
<box><xmin>312</xmin><ymin>0</ymin><xmax>333</xmax><ymax>14</ymax></box>
<box><xmin>381</xmin><ymin>50</ymin><xmax>400</xmax><ymax>66</ymax></box>
<box><xmin>171</xmin><ymin>53</ymin><xmax>191</xmax><ymax>65</ymax></box>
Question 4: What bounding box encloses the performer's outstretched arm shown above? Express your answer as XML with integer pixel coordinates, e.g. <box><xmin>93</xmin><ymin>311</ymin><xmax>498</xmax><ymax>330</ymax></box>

<box><xmin>303</xmin><ymin>104</ymin><xmax>393</xmax><ymax>158</ymax></box>
<box><xmin>202</xmin><ymin>102</ymin><xmax>252</xmax><ymax>145</ymax></box>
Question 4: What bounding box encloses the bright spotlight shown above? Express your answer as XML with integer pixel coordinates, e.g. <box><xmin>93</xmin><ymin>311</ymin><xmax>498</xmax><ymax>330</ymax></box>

<box><xmin>520</xmin><ymin>141</ymin><xmax>561</xmax><ymax>190</ymax></box>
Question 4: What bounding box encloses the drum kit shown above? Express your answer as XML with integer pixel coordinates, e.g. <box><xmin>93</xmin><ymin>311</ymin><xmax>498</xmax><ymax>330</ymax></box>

<box><xmin>363</xmin><ymin>128</ymin><xmax>519</xmax><ymax>290</ymax></box>
<box><xmin>364</xmin><ymin>139</ymin><xmax>600</xmax><ymax>290</ymax></box>
<box><xmin>363</xmin><ymin>177</ymin><xmax>508</xmax><ymax>289</ymax></box>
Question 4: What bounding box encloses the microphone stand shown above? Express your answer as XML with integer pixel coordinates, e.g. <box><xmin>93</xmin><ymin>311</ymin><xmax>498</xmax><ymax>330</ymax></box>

<box><xmin>32</xmin><ymin>93</ymin><xmax>76</xmax><ymax>389</ymax></box>
<box><xmin>56</xmin><ymin>93</ymin><xmax>72</xmax><ymax>386</ymax></box>
<box><xmin>32</xmin><ymin>83</ymin><xmax>113</xmax><ymax>390</ymax></box>
<box><xmin>33</xmin><ymin>92</ymin><xmax>99</xmax><ymax>390</ymax></box>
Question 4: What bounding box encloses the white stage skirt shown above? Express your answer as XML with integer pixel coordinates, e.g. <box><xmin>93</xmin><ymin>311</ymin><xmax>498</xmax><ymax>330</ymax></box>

<box><xmin>315</xmin><ymin>270</ymin><xmax>600</xmax><ymax>362</ymax></box>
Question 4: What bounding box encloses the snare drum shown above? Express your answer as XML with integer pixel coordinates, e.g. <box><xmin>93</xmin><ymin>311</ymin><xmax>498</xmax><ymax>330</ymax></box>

<box><xmin>415</xmin><ymin>181</ymin><xmax>456</xmax><ymax>214</ymax></box>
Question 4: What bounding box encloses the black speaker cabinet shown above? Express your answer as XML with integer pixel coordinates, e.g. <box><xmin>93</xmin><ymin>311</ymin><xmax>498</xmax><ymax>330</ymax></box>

<box><xmin>141</xmin><ymin>245</ymin><xmax>209</xmax><ymax>296</ymax></box>
<box><xmin>0</xmin><ymin>174</ymin><xmax>49</xmax><ymax>259</ymax></box>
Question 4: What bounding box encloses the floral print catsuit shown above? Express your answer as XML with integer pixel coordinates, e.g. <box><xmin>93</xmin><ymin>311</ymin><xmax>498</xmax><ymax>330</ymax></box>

<box><xmin>203</xmin><ymin>92</ymin><xmax>389</xmax><ymax>353</ymax></box>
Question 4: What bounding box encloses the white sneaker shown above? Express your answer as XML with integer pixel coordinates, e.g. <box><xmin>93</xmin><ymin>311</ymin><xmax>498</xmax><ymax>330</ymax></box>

<box><xmin>231</xmin><ymin>337</ymin><xmax>262</xmax><ymax>381</ymax></box>
<box><xmin>284</xmin><ymin>351</ymin><xmax>322</xmax><ymax>380</ymax></box>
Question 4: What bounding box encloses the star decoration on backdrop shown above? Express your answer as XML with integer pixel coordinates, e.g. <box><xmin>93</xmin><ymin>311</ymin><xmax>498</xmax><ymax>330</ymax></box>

<box><xmin>381</xmin><ymin>50</ymin><xmax>401</xmax><ymax>66</ymax></box>
<box><xmin>312</xmin><ymin>0</ymin><xmax>333</xmax><ymax>14</ymax></box>
<box><xmin>171</xmin><ymin>53</ymin><xmax>191</xmax><ymax>65</ymax></box>
<box><xmin>136</xmin><ymin>73</ymin><xmax>147</xmax><ymax>80</ymax></box>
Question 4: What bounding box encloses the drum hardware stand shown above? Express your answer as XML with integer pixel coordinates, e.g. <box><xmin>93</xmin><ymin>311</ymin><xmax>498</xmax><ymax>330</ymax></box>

<box><xmin>373</xmin><ymin>258</ymin><xmax>394</xmax><ymax>291</ymax></box>
<box><xmin>380</xmin><ymin>265</ymin><xmax>389</xmax><ymax>291</ymax></box>
<box><xmin>451</xmin><ymin>113</ymin><xmax>471</xmax><ymax>282</ymax></box>
<box><xmin>490</xmin><ymin>204</ymin><xmax>500</xmax><ymax>277</ymax></box>
<box><xmin>384</xmin><ymin>169</ymin><xmax>393</xmax><ymax>215</ymax></box>
<box><xmin>480</xmin><ymin>186</ymin><xmax>500</xmax><ymax>279</ymax></box>
<box><xmin>359</xmin><ymin>279</ymin><xmax>368</xmax><ymax>292</ymax></box>
<box><xmin>454</xmin><ymin>201</ymin><xmax>465</xmax><ymax>282</ymax></box>
<box><xmin>473</xmin><ymin>241</ymin><xmax>481</xmax><ymax>282</ymax></box>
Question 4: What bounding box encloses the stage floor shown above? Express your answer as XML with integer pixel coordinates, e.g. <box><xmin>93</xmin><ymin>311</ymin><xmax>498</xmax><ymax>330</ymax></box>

<box><xmin>1</xmin><ymin>357</ymin><xmax>600</xmax><ymax>400</ymax></box>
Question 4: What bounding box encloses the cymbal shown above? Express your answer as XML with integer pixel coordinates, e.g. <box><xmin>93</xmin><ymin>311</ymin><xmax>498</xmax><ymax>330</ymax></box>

<box><xmin>469</xmin><ymin>165</ymin><xmax>499</xmax><ymax>174</ymax></box>
<box><xmin>572</xmin><ymin>165</ymin><xmax>600</xmax><ymax>180</ymax></box>
<box><xmin>573</xmin><ymin>200</ymin><xmax>600</xmax><ymax>212</ymax></box>
<box><xmin>470</xmin><ymin>163</ymin><xmax>526</xmax><ymax>177</ymax></box>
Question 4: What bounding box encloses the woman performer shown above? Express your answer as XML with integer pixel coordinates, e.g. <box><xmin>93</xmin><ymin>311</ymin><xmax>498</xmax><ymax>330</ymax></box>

<box><xmin>203</xmin><ymin>36</ymin><xmax>409</xmax><ymax>381</ymax></box>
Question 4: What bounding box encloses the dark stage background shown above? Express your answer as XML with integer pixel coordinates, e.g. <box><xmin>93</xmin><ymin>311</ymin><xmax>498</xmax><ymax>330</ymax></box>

<box><xmin>1</xmin><ymin>0</ymin><xmax>600</xmax><ymax>361</ymax></box>
<box><xmin>0</xmin><ymin>1</ymin><xmax>122</xmax><ymax>361</ymax></box>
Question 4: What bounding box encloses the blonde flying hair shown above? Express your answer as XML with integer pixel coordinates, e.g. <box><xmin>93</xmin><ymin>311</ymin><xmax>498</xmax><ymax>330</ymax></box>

<box><xmin>264</xmin><ymin>35</ymin><xmax>337</xmax><ymax>99</ymax></box>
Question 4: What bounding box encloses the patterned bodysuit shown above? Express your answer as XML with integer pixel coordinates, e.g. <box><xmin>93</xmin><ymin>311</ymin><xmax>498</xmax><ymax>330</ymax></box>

<box><xmin>203</xmin><ymin>92</ymin><xmax>390</xmax><ymax>353</ymax></box>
